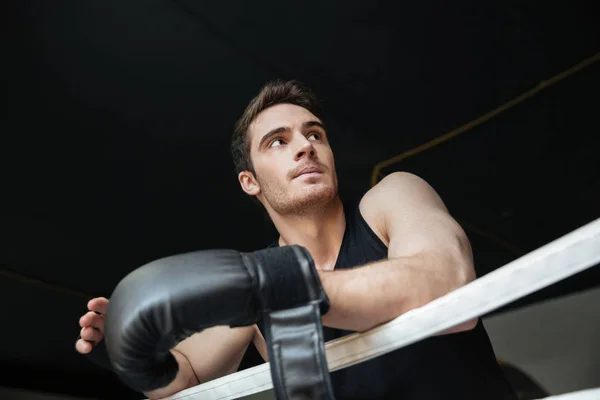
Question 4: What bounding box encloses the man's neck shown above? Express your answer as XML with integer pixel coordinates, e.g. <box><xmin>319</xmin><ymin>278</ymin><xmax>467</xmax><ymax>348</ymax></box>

<box><xmin>272</xmin><ymin>197</ymin><xmax>346</xmax><ymax>271</ymax></box>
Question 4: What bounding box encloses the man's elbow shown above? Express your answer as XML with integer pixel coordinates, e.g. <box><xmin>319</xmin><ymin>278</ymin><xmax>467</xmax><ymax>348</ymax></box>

<box><xmin>449</xmin><ymin>267</ymin><xmax>478</xmax><ymax>333</ymax></box>
<box><xmin>445</xmin><ymin>255</ymin><xmax>478</xmax><ymax>334</ymax></box>
<box><xmin>454</xmin><ymin>229</ymin><xmax>477</xmax><ymax>284</ymax></box>
<box><xmin>444</xmin><ymin>235</ymin><xmax>477</xmax><ymax>295</ymax></box>
<box><xmin>436</xmin><ymin>246</ymin><xmax>478</xmax><ymax>334</ymax></box>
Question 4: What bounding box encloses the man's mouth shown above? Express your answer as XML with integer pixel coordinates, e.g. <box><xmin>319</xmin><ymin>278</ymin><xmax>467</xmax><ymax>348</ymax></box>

<box><xmin>295</xmin><ymin>165</ymin><xmax>323</xmax><ymax>178</ymax></box>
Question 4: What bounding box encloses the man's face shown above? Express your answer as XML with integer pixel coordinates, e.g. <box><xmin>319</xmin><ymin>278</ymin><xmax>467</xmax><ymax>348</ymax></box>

<box><xmin>239</xmin><ymin>103</ymin><xmax>338</xmax><ymax>215</ymax></box>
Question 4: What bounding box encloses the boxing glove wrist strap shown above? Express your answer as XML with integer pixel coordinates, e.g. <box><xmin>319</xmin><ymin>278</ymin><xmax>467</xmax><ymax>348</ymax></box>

<box><xmin>243</xmin><ymin>246</ymin><xmax>330</xmax><ymax>315</ymax></box>
<box><xmin>244</xmin><ymin>246</ymin><xmax>335</xmax><ymax>400</ymax></box>
<box><xmin>263</xmin><ymin>304</ymin><xmax>335</xmax><ymax>400</ymax></box>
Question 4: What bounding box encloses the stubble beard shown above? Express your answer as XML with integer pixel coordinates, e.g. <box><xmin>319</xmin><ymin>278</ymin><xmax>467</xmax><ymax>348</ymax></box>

<box><xmin>258</xmin><ymin>175</ymin><xmax>337</xmax><ymax>217</ymax></box>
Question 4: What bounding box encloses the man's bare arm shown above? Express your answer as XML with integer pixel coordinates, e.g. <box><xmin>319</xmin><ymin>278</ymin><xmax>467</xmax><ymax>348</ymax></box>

<box><xmin>319</xmin><ymin>172</ymin><xmax>477</xmax><ymax>333</ymax></box>
<box><xmin>143</xmin><ymin>325</ymin><xmax>256</xmax><ymax>399</ymax></box>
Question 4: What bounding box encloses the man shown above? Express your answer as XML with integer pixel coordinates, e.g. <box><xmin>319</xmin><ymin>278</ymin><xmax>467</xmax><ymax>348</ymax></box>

<box><xmin>76</xmin><ymin>80</ymin><xmax>517</xmax><ymax>399</ymax></box>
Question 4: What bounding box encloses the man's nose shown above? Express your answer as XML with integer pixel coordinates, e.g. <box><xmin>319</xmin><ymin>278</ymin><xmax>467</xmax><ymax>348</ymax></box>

<box><xmin>293</xmin><ymin>137</ymin><xmax>316</xmax><ymax>162</ymax></box>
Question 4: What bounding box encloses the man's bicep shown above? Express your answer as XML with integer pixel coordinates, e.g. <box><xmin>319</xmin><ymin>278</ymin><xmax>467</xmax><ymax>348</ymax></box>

<box><xmin>370</xmin><ymin>173</ymin><xmax>471</xmax><ymax>262</ymax></box>
<box><xmin>387</xmin><ymin>206</ymin><xmax>471</xmax><ymax>262</ymax></box>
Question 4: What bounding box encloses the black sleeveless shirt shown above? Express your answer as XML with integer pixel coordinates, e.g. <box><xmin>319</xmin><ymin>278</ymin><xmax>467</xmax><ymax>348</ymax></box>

<box><xmin>255</xmin><ymin>202</ymin><xmax>517</xmax><ymax>400</ymax></box>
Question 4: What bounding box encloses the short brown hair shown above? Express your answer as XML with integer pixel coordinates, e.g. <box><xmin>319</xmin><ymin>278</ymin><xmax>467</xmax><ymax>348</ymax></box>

<box><xmin>231</xmin><ymin>80</ymin><xmax>324</xmax><ymax>175</ymax></box>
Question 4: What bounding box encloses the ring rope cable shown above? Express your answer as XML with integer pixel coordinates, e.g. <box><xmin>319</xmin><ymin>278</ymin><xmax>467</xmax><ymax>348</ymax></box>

<box><xmin>537</xmin><ymin>388</ymin><xmax>600</xmax><ymax>400</ymax></box>
<box><xmin>370</xmin><ymin>52</ymin><xmax>600</xmax><ymax>187</ymax></box>
<box><xmin>160</xmin><ymin>217</ymin><xmax>600</xmax><ymax>400</ymax></box>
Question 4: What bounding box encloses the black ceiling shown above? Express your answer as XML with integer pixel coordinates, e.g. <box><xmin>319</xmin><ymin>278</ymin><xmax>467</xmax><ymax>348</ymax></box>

<box><xmin>3</xmin><ymin>0</ymin><xmax>599</xmax><ymax>398</ymax></box>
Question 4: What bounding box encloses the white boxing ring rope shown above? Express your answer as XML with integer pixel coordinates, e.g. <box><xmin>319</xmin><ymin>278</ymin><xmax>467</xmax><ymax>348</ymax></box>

<box><xmin>161</xmin><ymin>218</ymin><xmax>600</xmax><ymax>400</ymax></box>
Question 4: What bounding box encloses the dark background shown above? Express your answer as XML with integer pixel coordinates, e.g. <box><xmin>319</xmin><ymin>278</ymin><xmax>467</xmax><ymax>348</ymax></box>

<box><xmin>3</xmin><ymin>0</ymin><xmax>599</xmax><ymax>398</ymax></box>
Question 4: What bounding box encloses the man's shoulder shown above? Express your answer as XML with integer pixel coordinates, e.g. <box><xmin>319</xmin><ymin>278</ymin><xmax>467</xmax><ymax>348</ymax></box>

<box><xmin>358</xmin><ymin>172</ymin><xmax>439</xmax><ymax>241</ymax></box>
<box><xmin>359</xmin><ymin>171</ymin><xmax>428</xmax><ymax>209</ymax></box>
<box><xmin>368</xmin><ymin>171</ymin><xmax>429</xmax><ymax>193</ymax></box>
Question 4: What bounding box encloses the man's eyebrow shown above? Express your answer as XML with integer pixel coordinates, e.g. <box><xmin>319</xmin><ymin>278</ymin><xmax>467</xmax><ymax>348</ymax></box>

<box><xmin>303</xmin><ymin>120</ymin><xmax>326</xmax><ymax>130</ymax></box>
<box><xmin>258</xmin><ymin>126</ymin><xmax>289</xmax><ymax>148</ymax></box>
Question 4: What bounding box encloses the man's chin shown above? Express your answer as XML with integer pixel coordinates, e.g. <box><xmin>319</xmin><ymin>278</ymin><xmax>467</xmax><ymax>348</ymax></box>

<box><xmin>297</xmin><ymin>184</ymin><xmax>336</xmax><ymax>204</ymax></box>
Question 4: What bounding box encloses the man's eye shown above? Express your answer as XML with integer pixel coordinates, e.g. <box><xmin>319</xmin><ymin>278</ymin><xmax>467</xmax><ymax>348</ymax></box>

<box><xmin>307</xmin><ymin>132</ymin><xmax>321</xmax><ymax>140</ymax></box>
<box><xmin>270</xmin><ymin>138</ymin><xmax>284</xmax><ymax>147</ymax></box>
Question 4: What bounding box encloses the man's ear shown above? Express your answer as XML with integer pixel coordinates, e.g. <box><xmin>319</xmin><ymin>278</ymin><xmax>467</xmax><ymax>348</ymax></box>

<box><xmin>238</xmin><ymin>170</ymin><xmax>261</xmax><ymax>196</ymax></box>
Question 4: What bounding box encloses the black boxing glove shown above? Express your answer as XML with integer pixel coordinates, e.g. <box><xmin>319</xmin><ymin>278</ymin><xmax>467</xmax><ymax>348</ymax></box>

<box><xmin>103</xmin><ymin>245</ymin><xmax>330</xmax><ymax>394</ymax></box>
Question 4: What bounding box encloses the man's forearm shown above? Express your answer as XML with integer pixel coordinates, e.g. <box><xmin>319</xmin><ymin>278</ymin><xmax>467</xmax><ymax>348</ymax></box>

<box><xmin>318</xmin><ymin>252</ymin><xmax>473</xmax><ymax>333</ymax></box>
